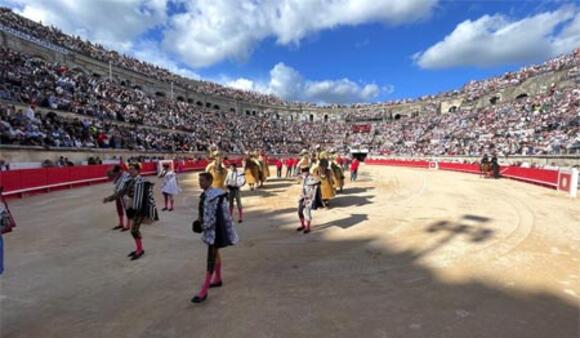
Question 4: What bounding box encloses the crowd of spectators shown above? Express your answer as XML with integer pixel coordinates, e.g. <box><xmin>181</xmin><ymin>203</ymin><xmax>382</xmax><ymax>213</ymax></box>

<box><xmin>0</xmin><ymin>8</ymin><xmax>578</xmax><ymax>157</ymax></box>
<box><xmin>0</xmin><ymin>7</ymin><xmax>299</xmax><ymax>107</ymax></box>
<box><xmin>373</xmin><ymin>86</ymin><xmax>579</xmax><ymax>156</ymax></box>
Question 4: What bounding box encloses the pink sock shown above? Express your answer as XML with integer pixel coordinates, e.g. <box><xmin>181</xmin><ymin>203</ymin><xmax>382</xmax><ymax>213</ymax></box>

<box><xmin>212</xmin><ymin>263</ymin><xmax>222</xmax><ymax>283</ymax></box>
<box><xmin>238</xmin><ymin>208</ymin><xmax>243</xmax><ymax>221</ymax></box>
<box><xmin>306</xmin><ymin>221</ymin><xmax>311</xmax><ymax>231</ymax></box>
<box><xmin>198</xmin><ymin>272</ymin><xmax>212</xmax><ymax>297</ymax></box>
<box><xmin>135</xmin><ymin>238</ymin><xmax>143</xmax><ymax>253</ymax></box>
<box><xmin>118</xmin><ymin>214</ymin><xmax>124</xmax><ymax>227</ymax></box>
<box><xmin>300</xmin><ymin>218</ymin><xmax>305</xmax><ymax>227</ymax></box>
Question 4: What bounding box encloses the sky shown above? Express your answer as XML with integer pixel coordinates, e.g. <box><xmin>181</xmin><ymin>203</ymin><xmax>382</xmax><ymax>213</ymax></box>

<box><xmin>1</xmin><ymin>0</ymin><xmax>579</xmax><ymax>104</ymax></box>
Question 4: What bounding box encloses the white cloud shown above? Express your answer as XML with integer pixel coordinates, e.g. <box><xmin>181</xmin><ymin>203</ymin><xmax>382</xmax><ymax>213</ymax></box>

<box><xmin>3</xmin><ymin>0</ymin><xmax>168</xmax><ymax>52</ymax></box>
<box><xmin>132</xmin><ymin>40</ymin><xmax>200</xmax><ymax>80</ymax></box>
<box><xmin>164</xmin><ymin>0</ymin><xmax>438</xmax><ymax>68</ymax></box>
<box><xmin>226</xmin><ymin>78</ymin><xmax>257</xmax><ymax>92</ymax></box>
<box><xmin>415</xmin><ymin>7</ymin><xmax>580</xmax><ymax>68</ymax></box>
<box><xmin>2</xmin><ymin>0</ymin><xmax>438</xmax><ymax>69</ymax></box>
<box><xmin>269</xmin><ymin>63</ymin><xmax>305</xmax><ymax>101</ymax></box>
<box><xmin>304</xmin><ymin>79</ymin><xmax>380</xmax><ymax>104</ymax></box>
<box><xmin>223</xmin><ymin>63</ymin><xmax>389</xmax><ymax>104</ymax></box>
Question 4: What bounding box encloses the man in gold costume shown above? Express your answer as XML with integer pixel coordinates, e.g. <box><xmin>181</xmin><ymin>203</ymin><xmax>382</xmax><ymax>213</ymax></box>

<box><xmin>258</xmin><ymin>150</ymin><xmax>270</xmax><ymax>187</ymax></box>
<box><xmin>205</xmin><ymin>150</ymin><xmax>227</xmax><ymax>190</ymax></box>
<box><xmin>330</xmin><ymin>150</ymin><xmax>345</xmax><ymax>193</ymax></box>
<box><xmin>310</xmin><ymin>151</ymin><xmax>335</xmax><ymax>206</ymax></box>
<box><xmin>243</xmin><ymin>151</ymin><xmax>261</xmax><ymax>191</ymax></box>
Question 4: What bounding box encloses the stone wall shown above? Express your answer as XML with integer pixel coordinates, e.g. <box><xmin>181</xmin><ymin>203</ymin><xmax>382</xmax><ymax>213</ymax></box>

<box><xmin>0</xmin><ymin>145</ymin><xmax>206</xmax><ymax>164</ymax></box>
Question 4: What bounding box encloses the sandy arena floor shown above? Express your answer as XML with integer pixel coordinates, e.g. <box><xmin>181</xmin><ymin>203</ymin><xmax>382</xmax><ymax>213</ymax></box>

<box><xmin>1</xmin><ymin>165</ymin><xmax>579</xmax><ymax>338</ymax></box>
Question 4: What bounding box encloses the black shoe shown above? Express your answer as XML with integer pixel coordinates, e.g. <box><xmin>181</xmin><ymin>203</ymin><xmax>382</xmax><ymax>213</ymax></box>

<box><xmin>303</xmin><ymin>229</ymin><xmax>311</xmax><ymax>234</ymax></box>
<box><xmin>130</xmin><ymin>251</ymin><xmax>144</xmax><ymax>261</ymax></box>
<box><xmin>162</xmin><ymin>208</ymin><xmax>168</xmax><ymax>211</ymax></box>
<box><xmin>121</xmin><ymin>227</ymin><xmax>130</xmax><ymax>232</ymax></box>
<box><xmin>296</xmin><ymin>226</ymin><xmax>305</xmax><ymax>232</ymax></box>
<box><xmin>209</xmin><ymin>281</ymin><xmax>223</xmax><ymax>288</ymax></box>
<box><xmin>191</xmin><ymin>294</ymin><xmax>207</xmax><ymax>303</ymax></box>
<box><xmin>238</xmin><ymin>219</ymin><xmax>243</xmax><ymax>223</ymax></box>
<box><xmin>128</xmin><ymin>251</ymin><xmax>136</xmax><ymax>257</ymax></box>
<box><xmin>168</xmin><ymin>208</ymin><xmax>173</xmax><ymax>212</ymax></box>
<box><xmin>112</xmin><ymin>225</ymin><xmax>123</xmax><ymax>230</ymax></box>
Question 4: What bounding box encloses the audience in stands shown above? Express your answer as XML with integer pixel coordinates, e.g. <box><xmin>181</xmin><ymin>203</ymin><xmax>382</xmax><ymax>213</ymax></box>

<box><xmin>0</xmin><ymin>8</ymin><xmax>578</xmax><ymax>157</ymax></box>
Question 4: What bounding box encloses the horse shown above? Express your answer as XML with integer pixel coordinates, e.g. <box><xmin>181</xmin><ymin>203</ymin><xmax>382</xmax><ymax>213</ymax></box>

<box><xmin>479</xmin><ymin>162</ymin><xmax>493</xmax><ymax>178</ymax></box>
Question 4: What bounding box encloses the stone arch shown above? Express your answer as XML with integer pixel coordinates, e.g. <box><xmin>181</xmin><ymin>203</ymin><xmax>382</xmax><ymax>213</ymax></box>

<box><xmin>516</xmin><ymin>93</ymin><xmax>528</xmax><ymax>100</ymax></box>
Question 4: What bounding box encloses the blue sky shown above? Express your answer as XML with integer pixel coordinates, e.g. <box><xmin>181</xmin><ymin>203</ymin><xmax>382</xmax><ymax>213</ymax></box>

<box><xmin>2</xmin><ymin>0</ymin><xmax>579</xmax><ymax>104</ymax></box>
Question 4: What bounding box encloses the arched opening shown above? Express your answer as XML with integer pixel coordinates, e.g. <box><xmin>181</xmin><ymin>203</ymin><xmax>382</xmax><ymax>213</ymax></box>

<box><xmin>155</xmin><ymin>91</ymin><xmax>166</xmax><ymax>97</ymax></box>
<box><xmin>394</xmin><ymin>114</ymin><xmax>401</xmax><ymax>120</ymax></box>
<box><xmin>187</xmin><ymin>98</ymin><xmax>194</xmax><ymax>104</ymax></box>
<box><xmin>213</xmin><ymin>104</ymin><xmax>220</xmax><ymax>110</ymax></box>
<box><xmin>230</xmin><ymin>108</ymin><xmax>236</xmax><ymax>113</ymax></box>
<box><xmin>176</xmin><ymin>96</ymin><xmax>185</xmax><ymax>102</ymax></box>
<box><xmin>92</xmin><ymin>73</ymin><xmax>101</xmax><ymax>78</ymax></box>
<box><xmin>448</xmin><ymin>106</ymin><xmax>457</xmax><ymax>113</ymax></box>
<box><xmin>246</xmin><ymin>110</ymin><xmax>251</xmax><ymax>115</ymax></box>
<box><xmin>252</xmin><ymin>111</ymin><xmax>256</xmax><ymax>116</ymax></box>
<box><xmin>516</xmin><ymin>93</ymin><xmax>528</xmax><ymax>100</ymax></box>
<box><xmin>324</xmin><ymin>114</ymin><xmax>328</xmax><ymax>122</ymax></box>
<box><xmin>196</xmin><ymin>101</ymin><xmax>203</xmax><ymax>106</ymax></box>
<box><xmin>30</xmin><ymin>55</ymin><xmax>47</xmax><ymax>61</ymax></box>
<box><xmin>275</xmin><ymin>113</ymin><xmax>280</xmax><ymax>120</ymax></box>
<box><xmin>309</xmin><ymin>114</ymin><xmax>314</xmax><ymax>122</ymax></box>
<box><xmin>72</xmin><ymin>67</ymin><xmax>87</xmax><ymax>75</ymax></box>
<box><xmin>489</xmin><ymin>96</ymin><xmax>499</xmax><ymax>105</ymax></box>
<box><xmin>205</xmin><ymin>102</ymin><xmax>212</xmax><ymax>108</ymax></box>
<box><xmin>290</xmin><ymin>115</ymin><xmax>294</xmax><ymax>121</ymax></box>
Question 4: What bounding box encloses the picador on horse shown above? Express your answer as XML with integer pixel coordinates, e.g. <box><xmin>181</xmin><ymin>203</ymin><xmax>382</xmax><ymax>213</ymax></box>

<box><xmin>479</xmin><ymin>154</ymin><xmax>500</xmax><ymax>179</ymax></box>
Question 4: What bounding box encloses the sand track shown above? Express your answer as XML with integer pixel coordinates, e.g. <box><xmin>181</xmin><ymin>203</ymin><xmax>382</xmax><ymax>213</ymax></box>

<box><xmin>1</xmin><ymin>165</ymin><xmax>579</xmax><ymax>338</ymax></box>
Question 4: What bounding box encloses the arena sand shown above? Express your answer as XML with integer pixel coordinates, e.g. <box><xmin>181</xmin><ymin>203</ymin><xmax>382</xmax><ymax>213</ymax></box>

<box><xmin>1</xmin><ymin>165</ymin><xmax>579</xmax><ymax>337</ymax></box>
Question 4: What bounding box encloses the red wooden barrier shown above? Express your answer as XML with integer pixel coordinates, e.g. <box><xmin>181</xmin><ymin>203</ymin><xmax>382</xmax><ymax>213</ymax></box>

<box><xmin>366</xmin><ymin>159</ymin><xmax>560</xmax><ymax>189</ymax></box>
<box><xmin>0</xmin><ymin>161</ymin><xmax>212</xmax><ymax>198</ymax></box>
<box><xmin>501</xmin><ymin>166</ymin><xmax>558</xmax><ymax>188</ymax></box>
<box><xmin>437</xmin><ymin>162</ymin><xmax>481</xmax><ymax>174</ymax></box>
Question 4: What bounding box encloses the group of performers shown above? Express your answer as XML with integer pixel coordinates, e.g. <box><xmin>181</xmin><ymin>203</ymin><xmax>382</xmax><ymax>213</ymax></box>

<box><xmin>295</xmin><ymin>147</ymin><xmax>349</xmax><ymax>234</ymax></box>
<box><xmin>0</xmin><ymin>147</ymin><xmax>353</xmax><ymax>302</ymax></box>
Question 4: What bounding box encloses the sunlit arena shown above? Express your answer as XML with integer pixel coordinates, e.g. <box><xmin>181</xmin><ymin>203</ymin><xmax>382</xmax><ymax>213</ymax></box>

<box><xmin>0</xmin><ymin>2</ymin><xmax>579</xmax><ymax>338</ymax></box>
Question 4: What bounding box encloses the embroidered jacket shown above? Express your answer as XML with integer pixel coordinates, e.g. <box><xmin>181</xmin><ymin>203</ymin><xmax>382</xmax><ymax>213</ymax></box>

<box><xmin>200</xmin><ymin>188</ymin><xmax>239</xmax><ymax>245</ymax></box>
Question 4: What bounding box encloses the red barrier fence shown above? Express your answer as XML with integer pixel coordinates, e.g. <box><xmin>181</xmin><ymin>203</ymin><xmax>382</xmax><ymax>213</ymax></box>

<box><xmin>437</xmin><ymin>162</ymin><xmax>481</xmax><ymax>174</ymax></box>
<box><xmin>0</xmin><ymin>160</ymin><xmax>213</xmax><ymax>198</ymax></box>
<box><xmin>501</xmin><ymin>166</ymin><xmax>559</xmax><ymax>188</ymax></box>
<box><xmin>366</xmin><ymin>159</ymin><xmax>561</xmax><ymax>189</ymax></box>
<box><xmin>0</xmin><ymin>165</ymin><xmax>115</xmax><ymax>196</ymax></box>
<box><xmin>366</xmin><ymin>159</ymin><xmax>430</xmax><ymax>169</ymax></box>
